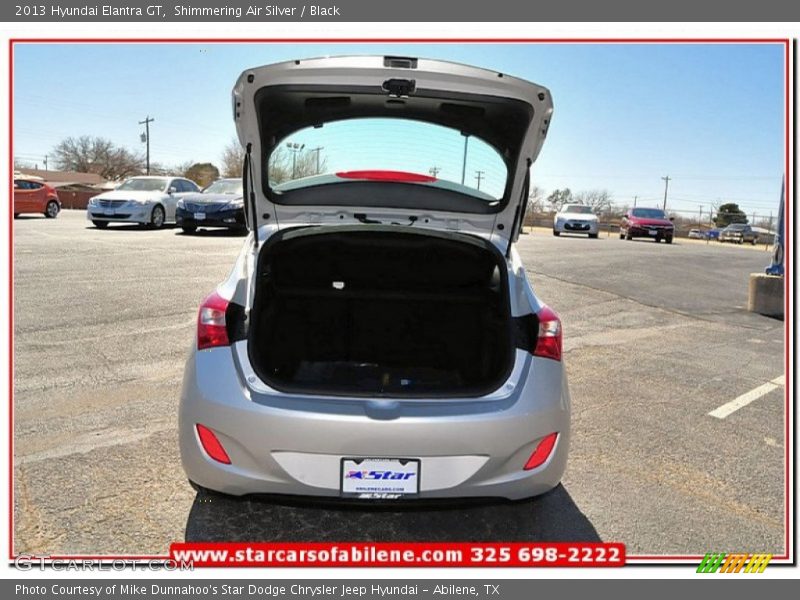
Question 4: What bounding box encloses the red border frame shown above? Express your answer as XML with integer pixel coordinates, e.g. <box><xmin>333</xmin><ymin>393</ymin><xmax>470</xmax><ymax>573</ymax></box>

<box><xmin>7</xmin><ymin>37</ymin><xmax>793</xmax><ymax>566</ymax></box>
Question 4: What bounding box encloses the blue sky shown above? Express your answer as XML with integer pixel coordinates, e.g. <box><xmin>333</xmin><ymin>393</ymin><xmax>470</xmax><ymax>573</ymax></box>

<box><xmin>13</xmin><ymin>42</ymin><xmax>785</xmax><ymax>216</ymax></box>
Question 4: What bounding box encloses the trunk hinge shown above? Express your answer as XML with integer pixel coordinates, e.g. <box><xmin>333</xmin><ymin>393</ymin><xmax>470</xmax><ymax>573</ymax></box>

<box><xmin>243</xmin><ymin>142</ymin><xmax>259</xmax><ymax>250</ymax></box>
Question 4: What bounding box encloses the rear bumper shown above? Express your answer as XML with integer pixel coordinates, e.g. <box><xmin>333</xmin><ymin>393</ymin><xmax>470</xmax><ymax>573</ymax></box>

<box><xmin>179</xmin><ymin>346</ymin><xmax>570</xmax><ymax>500</ymax></box>
<box><xmin>176</xmin><ymin>207</ymin><xmax>245</xmax><ymax>229</ymax></box>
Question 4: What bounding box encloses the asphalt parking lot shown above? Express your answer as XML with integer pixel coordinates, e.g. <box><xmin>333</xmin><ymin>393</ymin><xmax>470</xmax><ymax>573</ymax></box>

<box><xmin>12</xmin><ymin>211</ymin><xmax>785</xmax><ymax>557</ymax></box>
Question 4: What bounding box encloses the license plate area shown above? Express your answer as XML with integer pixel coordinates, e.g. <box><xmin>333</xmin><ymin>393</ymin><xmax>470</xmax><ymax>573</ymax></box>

<box><xmin>340</xmin><ymin>457</ymin><xmax>420</xmax><ymax>499</ymax></box>
<box><xmin>104</xmin><ymin>209</ymin><xmax>115</xmax><ymax>216</ymax></box>
<box><xmin>648</xmin><ymin>229</ymin><xmax>658</xmax><ymax>236</ymax></box>
<box><xmin>195</xmin><ymin>212</ymin><xmax>206</xmax><ymax>220</ymax></box>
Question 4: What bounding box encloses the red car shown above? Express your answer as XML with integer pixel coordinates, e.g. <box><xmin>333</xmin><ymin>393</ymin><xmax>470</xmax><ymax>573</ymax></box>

<box><xmin>619</xmin><ymin>207</ymin><xmax>674</xmax><ymax>243</ymax></box>
<box><xmin>13</xmin><ymin>178</ymin><xmax>61</xmax><ymax>218</ymax></box>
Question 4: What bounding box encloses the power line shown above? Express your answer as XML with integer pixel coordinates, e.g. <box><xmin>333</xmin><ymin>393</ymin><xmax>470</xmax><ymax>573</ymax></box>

<box><xmin>661</xmin><ymin>175</ymin><xmax>671</xmax><ymax>210</ymax></box>
<box><xmin>475</xmin><ymin>170</ymin><xmax>485</xmax><ymax>190</ymax></box>
<box><xmin>309</xmin><ymin>146</ymin><xmax>324</xmax><ymax>175</ymax></box>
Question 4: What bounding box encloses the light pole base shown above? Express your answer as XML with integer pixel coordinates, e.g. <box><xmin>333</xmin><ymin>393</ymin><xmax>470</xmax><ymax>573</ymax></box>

<box><xmin>747</xmin><ymin>273</ymin><xmax>784</xmax><ymax>319</ymax></box>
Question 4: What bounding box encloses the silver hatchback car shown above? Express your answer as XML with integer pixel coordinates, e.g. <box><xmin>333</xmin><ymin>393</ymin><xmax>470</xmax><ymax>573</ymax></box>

<box><xmin>179</xmin><ymin>56</ymin><xmax>570</xmax><ymax>501</ymax></box>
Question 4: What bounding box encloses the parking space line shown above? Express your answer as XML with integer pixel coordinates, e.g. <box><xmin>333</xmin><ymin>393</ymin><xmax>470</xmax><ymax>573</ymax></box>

<box><xmin>708</xmin><ymin>375</ymin><xmax>785</xmax><ymax>419</ymax></box>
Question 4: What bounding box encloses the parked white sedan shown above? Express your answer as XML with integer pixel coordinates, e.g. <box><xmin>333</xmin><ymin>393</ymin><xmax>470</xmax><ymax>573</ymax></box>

<box><xmin>86</xmin><ymin>176</ymin><xmax>200</xmax><ymax>229</ymax></box>
<box><xmin>553</xmin><ymin>204</ymin><xmax>599</xmax><ymax>238</ymax></box>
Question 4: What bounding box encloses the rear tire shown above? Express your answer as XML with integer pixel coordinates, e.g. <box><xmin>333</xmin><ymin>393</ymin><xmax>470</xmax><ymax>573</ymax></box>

<box><xmin>751</xmin><ymin>239</ymin><xmax>757</xmax><ymax>245</ymax></box>
<box><xmin>625</xmin><ymin>232</ymin><xmax>633</xmax><ymax>241</ymax></box>
<box><xmin>149</xmin><ymin>205</ymin><xmax>165</xmax><ymax>229</ymax></box>
<box><xmin>92</xmin><ymin>220</ymin><xmax>108</xmax><ymax>229</ymax></box>
<box><xmin>589</xmin><ymin>233</ymin><xmax>598</xmax><ymax>239</ymax></box>
<box><xmin>182</xmin><ymin>226</ymin><xmax>197</xmax><ymax>234</ymax></box>
<box><xmin>666</xmin><ymin>237</ymin><xmax>673</xmax><ymax>244</ymax></box>
<box><xmin>44</xmin><ymin>200</ymin><xmax>60</xmax><ymax>218</ymax></box>
<box><xmin>619</xmin><ymin>231</ymin><xmax>625</xmax><ymax>239</ymax></box>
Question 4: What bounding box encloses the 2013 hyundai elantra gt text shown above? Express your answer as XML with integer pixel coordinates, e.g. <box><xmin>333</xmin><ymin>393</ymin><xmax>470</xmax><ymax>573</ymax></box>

<box><xmin>179</xmin><ymin>56</ymin><xmax>570</xmax><ymax>501</ymax></box>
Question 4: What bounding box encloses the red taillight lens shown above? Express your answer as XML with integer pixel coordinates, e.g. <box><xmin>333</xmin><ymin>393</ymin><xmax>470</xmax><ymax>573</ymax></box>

<box><xmin>532</xmin><ymin>305</ymin><xmax>562</xmax><ymax>361</ymax></box>
<box><xmin>197</xmin><ymin>291</ymin><xmax>230</xmax><ymax>350</ymax></box>
<box><xmin>196</xmin><ymin>424</ymin><xmax>231</xmax><ymax>464</ymax></box>
<box><xmin>524</xmin><ymin>432</ymin><xmax>558</xmax><ymax>470</ymax></box>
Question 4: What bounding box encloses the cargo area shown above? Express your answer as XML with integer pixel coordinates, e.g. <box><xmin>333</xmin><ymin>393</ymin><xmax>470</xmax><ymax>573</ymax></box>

<box><xmin>247</xmin><ymin>226</ymin><xmax>513</xmax><ymax>397</ymax></box>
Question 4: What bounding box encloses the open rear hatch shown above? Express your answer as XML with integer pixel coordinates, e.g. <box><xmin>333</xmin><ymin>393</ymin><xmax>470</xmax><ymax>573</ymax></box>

<box><xmin>233</xmin><ymin>55</ymin><xmax>553</xmax><ymax>245</ymax></box>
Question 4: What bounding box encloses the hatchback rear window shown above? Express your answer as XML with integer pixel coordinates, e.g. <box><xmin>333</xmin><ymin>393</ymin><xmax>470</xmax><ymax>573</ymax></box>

<box><xmin>267</xmin><ymin>118</ymin><xmax>508</xmax><ymax>200</ymax></box>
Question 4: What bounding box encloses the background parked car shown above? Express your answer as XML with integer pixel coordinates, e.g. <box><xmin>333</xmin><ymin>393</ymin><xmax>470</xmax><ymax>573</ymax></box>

<box><xmin>553</xmin><ymin>204</ymin><xmax>599</xmax><ymax>238</ymax></box>
<box><xmin>619</xmin><ymin>207</ymin><xmax>674</xmax><ymax>243</ymax></box>
<box><xmin>688</xmin><ymin>229</ymin><xmax>707</xmax><ymax>239</ymax></box>
<box><xmin>86</xmin><ymin>176</ymin><xmax>200</xmax><ymax>229</ymax></box>
<box><xmin>176</xmin><ymin>178</ymin><xmax>245</xmax><ymax>233</ymax></box>
<box><xmin>14</xmin><ymin>178</ymin><xmax>61</xmax><ymax>218</ymax></box>
<box><xmin>719</xmin><ymin>223</ymin><xmax>758</xmax><ymax>245</ymax></box>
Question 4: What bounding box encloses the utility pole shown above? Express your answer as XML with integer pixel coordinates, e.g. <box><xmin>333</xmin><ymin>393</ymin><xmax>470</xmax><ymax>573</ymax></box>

<box><xmin>309</xmin><ymin>146</ymin><xmax>324</xmax><ymax>174</ymax></box>
<box><xmin>286</xmin><ymin>142</ymin><xmax>305</xmax><ymax>178</ymax></box>
<box><xmin>633</xmin><ymin>195</ymin><xmax>638</xmax><ymax>207</ymax></box>
<box><xmin>429</xmin><ymin>166</ymin><xmax>441</xmax><ymax>177</ymax></box>
<box><xmin>661</xmin><ymin>175</ymin><xmax>671</xmax><ymax>210</ymax></box>
<box><xmin>699</xmin><ymin>205</ymin><xmax>703</xmax><ymax>225</ymax></box>
<box><xmin>43</xmin><ymin>155</ymin><xmax>48</xmax><ymax>172</ymax></box>
<box><xmin>139</xmin><ymin>116</ymin><xmax>154</xmax><ymax>175</ymax></box>
<box><xmin>475</xmin><ymin>170</ymin><xmax>485</xmax><ymax>190</ymax></box>
<box><xmin>461</xmin><ymin>134</ymin><xmax>470</xmax><ymax>185</ymax></box>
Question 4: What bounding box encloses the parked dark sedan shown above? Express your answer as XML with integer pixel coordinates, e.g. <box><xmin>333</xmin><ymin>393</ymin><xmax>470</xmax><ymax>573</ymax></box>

<box><xmin>176</xmin><ymin>178</ymin><xmax>245</xmax><ymax>233</ymax></box>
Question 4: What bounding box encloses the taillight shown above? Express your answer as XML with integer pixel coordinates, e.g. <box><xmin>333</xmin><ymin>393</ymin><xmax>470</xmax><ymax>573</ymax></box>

<box><xmin>532</xmin><ymin>305</ymin><xmax>562</xmax><ymax>361</ymax></box>
<box><xmin>524</xmin><ymin>432</ymin><xmax>558</xmax><ymax>470</ymax></box>
<box><xmin>197</xmin><ymin>291</ymin><xmax>230</xmax><ymax>350</ymax></box>
<box><xmin>196</xmin><ymin>424</ymin><xmax>231</xmax><ymax>464</ymax></box>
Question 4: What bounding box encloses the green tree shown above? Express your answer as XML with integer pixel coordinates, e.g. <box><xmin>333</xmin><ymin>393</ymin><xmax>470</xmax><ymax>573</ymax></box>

<box><xmin>714</xmin><ymin>203</ymin><xmax>748</xmax><ymax>227</ymax></box>
<box><xmin>183</xmin><ymin>162</ymin><xmax>220</xmax><ymax>188</ymax></box>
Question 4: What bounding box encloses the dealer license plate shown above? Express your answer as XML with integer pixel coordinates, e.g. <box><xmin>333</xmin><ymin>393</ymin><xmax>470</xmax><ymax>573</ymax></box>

<box><xmin>648</xmin><ymin>229</ymin><xmax>658</xmax><ymax>236</ymax></box>
<box><xmin>194</xmin><ymin>212</ymin><xmax>206</xmax><ymax>220</ymax></box>
<box><xmin>341</xmin><ymin>457</ymin><xmax>420</xmax><ymax>498</ymax></box>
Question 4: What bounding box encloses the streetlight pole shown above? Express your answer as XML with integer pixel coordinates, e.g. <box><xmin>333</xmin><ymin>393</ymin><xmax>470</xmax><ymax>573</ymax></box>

<box><xmin>286</xmin><ymin>142</ymin><xmax>305</xmax><ymax>178</ymax></box>
<box><xmin>461</xmin><ymin>134</ymin><xmax>470</xmax><ymax>185</ymax></box>
<box><xmin>475</xmin><ymin>170</ymin><xmax>485</xmax><ymax>190</ymax></box>
<box><xmin>139</xmin><ymin>116</ymin><xmax>154</xmax><ymax>175</ymax></box>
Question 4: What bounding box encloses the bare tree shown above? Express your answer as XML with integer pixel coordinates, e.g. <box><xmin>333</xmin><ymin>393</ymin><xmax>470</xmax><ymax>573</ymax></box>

<box><xmin>220</xmin><ymin>138</ymin><xmax>245</xmax><ymax>178</ymax></box>
<box><xmin>546</xmin><ymin>188</ymin><xmax>574</xmax><ymax>211</ymax></box>
<box><xmin>268</xmin><ymin>146</ymin><xmax>326</xmax><ymax>184</ymax></box>
<box><xmin>527</xmin><ymin>185</ymin><xmax>546</xmax><ymax>213</ymax></box>
<box><xmin>574</xmin><ymin>189</ymin><xmax>614</xmax><ymax>217</ymax></box>
<box><xmin>52</xmin><ymin>136</ymin><xmax>145</xmax><ymax>180</ymax></box>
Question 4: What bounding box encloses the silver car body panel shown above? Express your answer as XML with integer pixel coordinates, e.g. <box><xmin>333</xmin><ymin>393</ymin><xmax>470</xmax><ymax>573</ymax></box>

<box><xmin>179</xmin><ymin>57</ymin><xmax>569</xmax><ymax>500</ymax></box>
